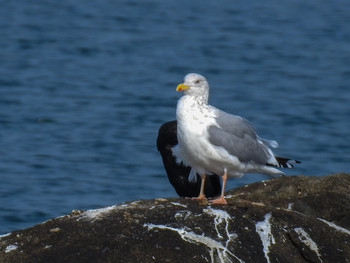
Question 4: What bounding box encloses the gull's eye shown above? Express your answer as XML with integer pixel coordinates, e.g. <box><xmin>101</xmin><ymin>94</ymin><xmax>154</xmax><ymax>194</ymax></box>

<box><xmin>194</xmin><ymin>80</ymin><xmax>200</xmax><ymax>84</ymax></box>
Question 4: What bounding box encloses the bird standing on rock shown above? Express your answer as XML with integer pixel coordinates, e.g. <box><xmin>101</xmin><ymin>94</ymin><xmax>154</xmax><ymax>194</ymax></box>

<box><xmin>174</xmin><ymin>73</ymin><xmax>300</xmax><ymax>204</ymax></box>
<box><xmin>157</xmin><ymin>120</ymin><xmax>222</xmax><ymax>198</ymax></box>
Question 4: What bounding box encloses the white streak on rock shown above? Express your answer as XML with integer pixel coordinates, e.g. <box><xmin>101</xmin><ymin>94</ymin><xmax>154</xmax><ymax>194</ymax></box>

<box><xmin>170</xmin><ymin>202</ymin><xmax>188</xmax><ymax>208</ymax></box>
<box><xmin>204</xmin><ymin>208</ymin><xmax>231</xmax><ymax>239</ymax></box>
<box><xmin>294</xmin><ymin>227</ymin><xmax>323</xmax><ymax>262</ymax></box>
<box><xmin>5</xmin><ymin>245</ymin><xmax>18</xmax><ymax>253</ymax></box>
<box><xmin>77</xmin><ymin>205</ymin><xmax>116</xmax><ymax>221</ymax></box>
<box><xmin>175</xmin><ymin>211</ymin><xmax>192</xmax><ymax>220</ymax></box>
<box><xmin>0</xmin><ymin>233</ymin><xmax>11</xmax><ymax>239</ymax></box>
<box><xmin>144</xmin><ymin>223</ymin><xmax>244</xmax><ymax>263</ymax></box>
<box><xmin>255</xmin><ymin>213</ymin><xmax>275</xmax><ymax>263</ymax></box>
<box><xmin>317</xmin><ymin>218</ymin><xmax>350</xmax><ymax>236</ymax></box>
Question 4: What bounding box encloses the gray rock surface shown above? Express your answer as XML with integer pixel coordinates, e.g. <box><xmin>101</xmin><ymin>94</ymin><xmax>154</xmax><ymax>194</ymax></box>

<box><xmin>0</xmin><ymin>173</ymin><xmax>349</xmax><ymax>263</ymax></box>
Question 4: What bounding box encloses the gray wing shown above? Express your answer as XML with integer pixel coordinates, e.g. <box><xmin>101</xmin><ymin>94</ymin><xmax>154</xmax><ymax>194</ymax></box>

<box><xmin>208</xmin><ymin>109</ymin><xmax>271</xmax><ymax>164</ymax></box>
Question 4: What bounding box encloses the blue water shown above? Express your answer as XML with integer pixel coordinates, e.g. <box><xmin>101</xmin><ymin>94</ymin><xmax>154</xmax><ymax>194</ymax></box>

<box><xmin>1</xmin><ymin>1</ymin><xmax>349</xmax><ymax>234</ymax></box>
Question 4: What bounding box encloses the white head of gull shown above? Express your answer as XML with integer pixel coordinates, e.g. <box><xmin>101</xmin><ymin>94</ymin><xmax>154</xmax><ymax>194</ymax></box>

<box><xmin>173</xmin><ymin>73</ymin><xmax>299</xmax><ymax>204</ymax></box>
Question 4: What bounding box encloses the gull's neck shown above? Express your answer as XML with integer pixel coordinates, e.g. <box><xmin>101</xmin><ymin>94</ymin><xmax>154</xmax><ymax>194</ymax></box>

<box><xmin>179</xmin><ymin>94</ymin><xmax>208</xmax><ymax>107</ymax></box>
<box><xmin>196</xmin><ymin>94</ymin><xmax>208</xmax><ymax>105</ymax></box>
<box><xmin>182</xmin><ymin>88</ymin><xmax>209</xmax><ymax>105</ymax></box>
<box><xmin>190</xmin><ymin>93</ymin><xmax>209</xmax><ymax>105</ymax></box>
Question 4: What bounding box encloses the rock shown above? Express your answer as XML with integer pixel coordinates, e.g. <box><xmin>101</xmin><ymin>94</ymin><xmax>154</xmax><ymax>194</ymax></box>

<box><xmin>0</xmin><ymin>173</ymin><xmax>349</xmax><ymax>263</ymax></box>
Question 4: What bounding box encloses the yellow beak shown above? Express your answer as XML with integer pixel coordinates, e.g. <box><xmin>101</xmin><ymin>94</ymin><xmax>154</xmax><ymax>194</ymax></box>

<box><xmin>176</xmin><ymin>83</ymin><xmax>189</xmax><ymax>91</ymax></box>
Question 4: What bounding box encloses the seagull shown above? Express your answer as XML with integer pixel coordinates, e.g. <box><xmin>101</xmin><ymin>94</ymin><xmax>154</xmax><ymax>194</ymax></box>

<box><xmin>157</xmin><ymin>120</ymin><xmax>221</xmax><ymax>198</ymax></box>
<box><xmin>173</xmin><ymin>73</ymin><xmax>300</xmax><ymax>204</ymax></box>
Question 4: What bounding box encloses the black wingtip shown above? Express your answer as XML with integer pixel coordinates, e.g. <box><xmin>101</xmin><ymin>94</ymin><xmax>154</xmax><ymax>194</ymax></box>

<box><xmin>274</xmin><ymin>155</ymin><xmax>301</xmax><ymax>168</ymax></box>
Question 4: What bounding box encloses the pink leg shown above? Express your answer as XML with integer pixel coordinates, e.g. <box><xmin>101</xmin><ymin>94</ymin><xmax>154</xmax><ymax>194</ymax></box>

<box><xmin>211</xmin><ymin>170</ymin><xmax>228</xmax><ymax>205</ymax></box>
<box><xmin>192</xmin><ymin>174</ymin><xmax>207</xmax><ymax>200</ymax></box>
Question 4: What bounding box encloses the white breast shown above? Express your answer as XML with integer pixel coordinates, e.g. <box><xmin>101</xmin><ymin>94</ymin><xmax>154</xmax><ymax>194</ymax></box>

<box><xmin>175</xmin><ymin>96</ymin><xmax>219</xmax><ymax>174</ymax></box>
<box><xmin>176</xmin><ymin>96</ymin><xmax>217</xmax><ymax>137</ymax></box>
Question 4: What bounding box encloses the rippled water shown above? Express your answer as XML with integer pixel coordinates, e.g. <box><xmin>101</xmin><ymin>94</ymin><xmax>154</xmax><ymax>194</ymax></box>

<box><xmin>0</xmin><ymin>1</ymin><xmax>349</xmax><ymax>233</ymax></box>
